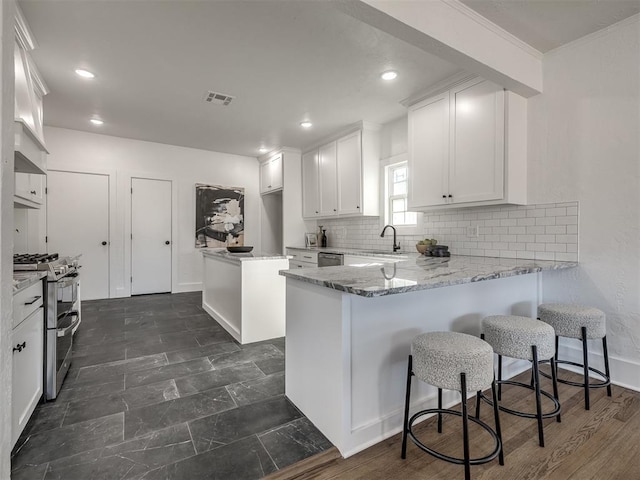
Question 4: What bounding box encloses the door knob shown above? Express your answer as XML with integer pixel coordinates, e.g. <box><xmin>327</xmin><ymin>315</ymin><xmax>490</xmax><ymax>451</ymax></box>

<box><xmin>101</xmin><ymin>241</ymin><xmax>107</xmax><ymax>246</ymax></box>
<box><xmin>165</xmin><ymin>241</ymin><xmax>170</xmax><ymax>245</ymax></box>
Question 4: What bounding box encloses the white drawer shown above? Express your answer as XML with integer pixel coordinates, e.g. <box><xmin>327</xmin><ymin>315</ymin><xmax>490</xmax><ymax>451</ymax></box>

<box><xmin>289</xmin><ymin>260</ymin><xmax>317</xmax><ymax>269</ymax></box>
<box><xmin>13</xmin><ymin>281</ymin><xmax>44</xmax><ymax>329</ymax></box>
<box><xmin>287</xmin><ymin>249</ymin><xmax>319</xmax><ymax>263</ymax></box>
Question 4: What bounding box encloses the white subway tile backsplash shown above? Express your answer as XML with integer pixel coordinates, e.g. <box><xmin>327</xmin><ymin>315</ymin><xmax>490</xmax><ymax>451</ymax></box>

<box><xmin>535</xmin><ymin>217</ymin><xmax>557</xmax><ymax>226</ymax></box>
<box><xmin>546</xmin><ymin>225</ymin><xmax>567</xmax><ymax>234</ymax></box>
<box><xmin>318</xmin><ymin>201</ymin><xmax>579</xmax><ymax>262</ymax></box>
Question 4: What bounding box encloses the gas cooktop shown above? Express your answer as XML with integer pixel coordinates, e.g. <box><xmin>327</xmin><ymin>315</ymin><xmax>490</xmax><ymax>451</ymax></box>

<box><xmin>13</xmin><ymin>253</ymin><xmax>60</xmax><ymax>265</ymax></box>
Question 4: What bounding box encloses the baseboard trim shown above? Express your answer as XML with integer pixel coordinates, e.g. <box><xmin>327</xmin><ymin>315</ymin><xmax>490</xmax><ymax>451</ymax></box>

<box><xmin>175</xmin><ymin>282</ymin><xmax>202</xmax><ymax>293</ymax></box>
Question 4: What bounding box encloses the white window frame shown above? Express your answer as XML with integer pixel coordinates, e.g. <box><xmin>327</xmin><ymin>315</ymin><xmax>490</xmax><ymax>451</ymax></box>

<box><xmin>379</xmin><ymin>153</ymin><xmax>422</xmax><ymax>236</ymax></box>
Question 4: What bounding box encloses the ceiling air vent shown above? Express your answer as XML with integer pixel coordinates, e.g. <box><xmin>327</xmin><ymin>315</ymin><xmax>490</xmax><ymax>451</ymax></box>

<box><xmin>203</xmin><ymin>91</ymin><xmax>235</xmax><ymax>106</ymax></box>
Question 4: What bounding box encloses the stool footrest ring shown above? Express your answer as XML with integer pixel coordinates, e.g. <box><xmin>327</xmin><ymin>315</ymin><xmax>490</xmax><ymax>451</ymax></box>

<box><xmin>479</xmin><ymin>380</ymin><xmax>561</xmax><ymax>419</ymax></box>
<box><xmin>539</xmin><ymin>359</ymin><xmax>610</xmax><ymax>389</ymax></box>
<box><xmin>407</xmin><ymin>408</ymin><xmax>501</xmax><ymax>466</ymax></box>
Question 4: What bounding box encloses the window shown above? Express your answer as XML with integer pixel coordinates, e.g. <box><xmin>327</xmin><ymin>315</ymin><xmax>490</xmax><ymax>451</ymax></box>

<box><xmin>386</xmin><ymin>162</ymin><xmax>417</xmax><ymax>226</ymax></box>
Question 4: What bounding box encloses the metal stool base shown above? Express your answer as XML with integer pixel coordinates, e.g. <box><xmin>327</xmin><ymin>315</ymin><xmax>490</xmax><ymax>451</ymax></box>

<box><xmin>479</xmin><ymin>380</ymin><xmax>561</xmax><ymax>420</ymax></box>
<box><xmin>406</xmin><ymin>409</ymin><xmax>502</xmax><ymax>466</ymax></box>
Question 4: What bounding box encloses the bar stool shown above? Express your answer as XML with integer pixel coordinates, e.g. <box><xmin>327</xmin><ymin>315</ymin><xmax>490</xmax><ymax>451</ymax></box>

<box><xmin>478</xmin><ymin>315</ymin><xmax>561</xmax><ymax>447</ymax></box>
<box><xmin>401</xmin><ymin>331</ymin><xmax>503</xmax><ymax>480</ymax></box>
<box><xmin>538</xmin><ymin>304</ymin><xmax>612</xmax><ymax>410</ymax></box>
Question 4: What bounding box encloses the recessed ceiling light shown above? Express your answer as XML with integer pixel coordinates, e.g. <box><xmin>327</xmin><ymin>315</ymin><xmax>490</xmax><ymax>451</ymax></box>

<box><xmin>90</xmin><ymin>118</ymin><xmax>104</xmax><ymax>125</ymax></box>
<box><xmin>75</xmin><ymin>69</ymin><xmax>95</xmax><ymax>79</ymax></box>
<box><xmin>381</xmin><ymin>70</ymin><xmax>398</xmax><ymax>81</ymax></box>
<box><xmin>259</xmin><ymin>147</ymin><xmax>268</xmax><ymax>154</ymax></box>
<box><xmin>300</xmin><ymin>121</ymin><xmax>313</xmax><ymax>129</ymax></box>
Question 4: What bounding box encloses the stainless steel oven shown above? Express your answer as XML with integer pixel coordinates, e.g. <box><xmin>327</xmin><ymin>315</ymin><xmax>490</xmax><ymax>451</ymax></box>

<box><xmin>14</xmin><ymin>253</ymin><xmax>81</xmax><ymax>400</ymax></box>
<box><xmin>317</xmin><ymin>252</ymin><xmax>344</xmax><ymax>267</ymax></box>
<box><xmin>47</xmin><ymin>271</ymin><xmax>80</xmax><ymax>399</ymax></box>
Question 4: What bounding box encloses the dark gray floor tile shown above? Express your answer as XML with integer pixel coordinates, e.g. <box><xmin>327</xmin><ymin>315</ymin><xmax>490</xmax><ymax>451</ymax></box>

<box><xmin>194</xmin><ymin>329</ymin><xmax>233</xmax><ymax>347</ymax></box>
<box><xmin>226</xmin><ymin>372</ymin><xmax>285</xmax><ymax>406</ymax></box>
<box><xmin>124</xmin><ymin>328</ymin><xmax>164</xmax><ymax>341</ymax></box>
<box><xmin>71</xmin><ymin>349</ymin><xmax>127</xmax><ymax>368</ymax></box>
<box><xmin>72</xmin><ymin>340</ymin><xmax>128</xmax><ymax>357</ymax></box>
<box><xmin>258</xmin><ymin>417</ymin><xmax>333</xmax><ymax>470</ymax></box>
<box><xmin>209</xmin><ymin>343</ymin><xmax>283</xmax><ymax>369</ymax></box>
<box><xmin>188</xmin><ymin>396</ymin><xmax>302</xmax><ymax>454</ymax></box>
<box><xmin>182</xmin><ymin>315</ymin><xmax>219</xmax><ymax>330</ymax></box>
<box><xmin>124</xmin><ymin>387</ymin><xmax>235</xmax><ymax>439</ymax></box>
<box><xmin>56</xmin><ymin>377</ymin><xmax>125</xmax><ymax>402</ymax></box>
<box><xmin>12</xmin><ymin>413</ymin><xmax>124</xmax><ymax>469</ymax></box>
<box><xmin>63</xmin><ymin>379</ymin><xmax>180</xmax><ymax>427</ymax></box>
<box><xmin>175</xmin><ymin>363</ymin><xmax>265</xmax><ymax>396</ymax></box>
<box><xmin>126</xmin><ymin>336</ymin><xmax>199</xmax><ymax>358</ymax></box>
<box><xmin>139</xmin><ymin>435</ymin><xmax>276</xmax><ymax>480</ymax></box>
<box><xmin>76</xmin><ymin>354</ymin><xmax>167</xmax><ymax>383</ymax></box>
<box><xmin>165</xmin><ymin>341</ymin><xmax>240</xmax><ymax>364</ymax></box>
<box><xmin>255</xmin><ymin>356</ymin><xmax>285</xmax><ymax>375</ymax></box>
<box><xmin>124</xmin><ymin>316</ymin><xmax>156</xmax><ymax>330</ymax></box>
<box><xmin>73</xmin><ymin>331</ymin><xmax>126</xmax><ymax>346</ymax></box>
<box><xmin>63</xmin><ymin>393</ymin><xmax>129</xmax><ymax>426</ymax></box>
<box><xmin>120</xmin><ymin>379</ymin><xmax>180</xmax><ymax>408</ymax></box>
<box><xmin>125</xmin><ymin>358</ymin><xmax>213</xmax><ymax>389</ymax></box>
<box><xmin>44</xmin><ymin>423</ymin><xmax>194</xmax><ymax>480</ymax></box>
<box><xmin>23</xmin><ymin>401</ymin><xmax>69</xmax><ymax>436</ymax></box>
<box><xmin>10</xmin><ymin>463</ymin><xmax>48</xmax><ymax>480</ymax></box>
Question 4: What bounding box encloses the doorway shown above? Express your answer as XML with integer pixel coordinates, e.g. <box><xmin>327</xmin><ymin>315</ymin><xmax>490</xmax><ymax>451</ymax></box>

<box><xmin>46</xmin><ymin>170</ymin><xmax>110</xmax><ymax>300</ymax></box>
<box><xmin>131</xmin><ymin>177</ymin><xmax>172</xmax><ymax>295</ymax></box>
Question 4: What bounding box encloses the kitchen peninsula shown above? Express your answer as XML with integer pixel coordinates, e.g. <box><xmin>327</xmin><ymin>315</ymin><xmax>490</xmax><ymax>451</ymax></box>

<box><xmin>201</xmin><ymin>249</ymin><xmax>289</xmax><ymax>344</ymax></box>
<box><xmin>280</xmin><ymin>254</ymin><xmax>577</xmax><ymax>457</ymax></box>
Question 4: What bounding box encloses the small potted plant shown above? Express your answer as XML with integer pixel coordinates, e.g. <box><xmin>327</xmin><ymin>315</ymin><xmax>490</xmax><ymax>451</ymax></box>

<box><xmin>416</xmin><ymin>238</ymin><xmax>437</xmax><ymax>255</ymax></box>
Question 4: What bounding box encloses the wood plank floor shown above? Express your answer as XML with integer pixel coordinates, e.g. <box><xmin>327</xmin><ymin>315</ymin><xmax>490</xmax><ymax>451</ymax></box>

<box><xmin>266</xmin><ymin>370</ymin><xmax>640</xmax><ymax>480</ymax></box>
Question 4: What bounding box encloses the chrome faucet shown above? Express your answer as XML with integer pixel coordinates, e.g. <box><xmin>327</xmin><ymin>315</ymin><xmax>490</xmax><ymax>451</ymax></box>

<box><xmin>380</xmin><ymin>224</ymin><xmax>401</xmax><ymax>252</ymax></box>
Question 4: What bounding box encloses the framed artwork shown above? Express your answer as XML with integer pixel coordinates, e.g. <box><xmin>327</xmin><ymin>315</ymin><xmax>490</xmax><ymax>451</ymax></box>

<box><xmin>305</xmin><ymin>233</ymin><xmax>318</xmax><ymax>247</ymax></box>
<box><xmin>195</xmin><ymin>184</ymin><xmax>245</xmax><ymax>248</ymax></box>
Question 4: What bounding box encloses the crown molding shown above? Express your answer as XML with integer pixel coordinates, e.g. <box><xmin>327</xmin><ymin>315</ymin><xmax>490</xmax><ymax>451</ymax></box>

<box><xmin>14</xmin><ymin>3</ymin><xmax>37</xmax><ymax>51</ymax></box>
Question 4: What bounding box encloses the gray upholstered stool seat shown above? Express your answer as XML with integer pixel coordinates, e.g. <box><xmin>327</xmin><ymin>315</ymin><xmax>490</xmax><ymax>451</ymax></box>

<box><xmin>537</xmin><ymin>303</ymin><xmax>611</xmax><ymax>410</ymax></box>
<box><xmin>401</xmin><ymin>332</ymin><xmax>503</xmax><ymax>480</ymax></box>
<box><xmin>483</xmin><ymin>315</ymin><xmax>555</xmax><ymax>361</ymax></box>
<box><xmin>538</xmin><ymin>304</ymin><xmax>606</xmax><ymax>339</ymax></box>
<box><xmin>479</xmin><ymin>315</ymin><xmax>561</xmax><ymax>447</ymax></box>
<box><xmin>412</xmin><ymin>331</ymin><xmax>494</xmax><ymax>393</ymax></box>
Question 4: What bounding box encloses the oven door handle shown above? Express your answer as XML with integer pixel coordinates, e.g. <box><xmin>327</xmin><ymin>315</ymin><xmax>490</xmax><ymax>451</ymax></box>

<box><xmin>57</xmin><ymin>313</ymin><xmax>80</xmax><ymax>338</ymax></box>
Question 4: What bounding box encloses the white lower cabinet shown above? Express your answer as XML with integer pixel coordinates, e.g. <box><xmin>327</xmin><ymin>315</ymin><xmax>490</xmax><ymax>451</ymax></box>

<box><xmin>286</xmin><ymin>248</ymin><xmax>318</xmax><ymax>268</ymax></box>
<box><xmin>12</xmin><ymin>294</ymin><xmax>44</xmax><ymax>447</ymax></box>
<box><xmin>408</xmin><ymin>77</ymin><xmax>526</xmax><ymax>210</ymax></box>
<box><xmin>14</xmin><ymin>172</ymin><xmax>45</xmax><ymax>208</ymax></box>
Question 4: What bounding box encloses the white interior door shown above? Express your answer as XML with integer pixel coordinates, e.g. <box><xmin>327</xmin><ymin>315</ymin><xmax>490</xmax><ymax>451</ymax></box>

<box><xmin>47</xmin><ymin>171</ymin><xmax>110</xmax><ymax>300</ymax></box>
<box><xmin>131</xmin><ymin>178</ymin><xmax>172</xmax><ymax>295</ymax></box>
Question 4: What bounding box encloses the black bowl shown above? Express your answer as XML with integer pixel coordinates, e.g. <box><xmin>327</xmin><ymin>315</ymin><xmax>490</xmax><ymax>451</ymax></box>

<box><xmin>227</xmin><ymin>246</ymin><xmax>253</xmax><ymax>253</ymax></box>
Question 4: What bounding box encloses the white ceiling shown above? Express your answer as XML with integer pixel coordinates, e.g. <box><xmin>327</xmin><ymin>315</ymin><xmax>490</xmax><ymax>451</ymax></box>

<box><xmin>459</xmin><ymin>0</ymin><xmax>640</xmax><ymax>53</ymax></box>
<box><xmin>19</xmin><ymin>0</ymin><xmax>640</xmax><ymax>158</ymax></box>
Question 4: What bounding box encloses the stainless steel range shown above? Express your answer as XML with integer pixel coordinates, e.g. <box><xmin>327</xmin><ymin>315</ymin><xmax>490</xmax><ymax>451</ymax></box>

<box><xmin>14</xmin><ymin>253</ymin><xmax>81</xmax><ymax>400</ymax></box>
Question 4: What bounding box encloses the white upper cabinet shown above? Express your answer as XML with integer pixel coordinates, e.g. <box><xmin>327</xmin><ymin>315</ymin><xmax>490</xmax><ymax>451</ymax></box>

<box><xmin>318</xmin><ymin>141</ymin><xmax>338</xmax><ymax>216</ymax></box>
<box><xmin>302</xmin><ymin>122</ymin><xmax>380</xmax><ymax>219</ymax></box>
<box><xmin>260</xmin><ymin>153</ymin><xmax>283</xmax><ymax>195</ymax></box>
<box><xmin>302</xmin><ymin>150</ymin><xmax>320</xmax><ymax>218</ymax></box>
<box><xmin>408</xmin><ymin>77</ymin><xmax>526</xmax><ymax>210</ymax></box>
<box><xmin>336</xmin><ymin>131</ymin><xmax>362</xmax><ymax>215</ymax></box>
<box><xmin>14</xmin><ymin>5</ymin><xmax>48</xmax><ymax>176</ymax></box>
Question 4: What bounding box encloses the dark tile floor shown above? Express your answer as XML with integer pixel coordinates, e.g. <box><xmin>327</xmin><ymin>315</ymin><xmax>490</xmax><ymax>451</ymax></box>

<box><xmin>11</xmin><ymin>292</ymin><xmax>332</xmax><ymax>480</ymax></box>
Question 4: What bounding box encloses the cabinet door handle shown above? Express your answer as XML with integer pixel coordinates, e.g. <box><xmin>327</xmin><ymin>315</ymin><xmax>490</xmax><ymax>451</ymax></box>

<box><xmin>24</xmin><ymin>295</ymin><xmax>41</xmax><ymax>305</ymax></box>
<box><xmin>102</xmin><ymin>241</ymin><xmax>108</xmax><ymax>246</ymax></box>
<box><xmin>13</xmin><ymin>341</ymin><xmax>26</xmax><ymax>353</ymax></box>
<box><xmin>448</xmin><ymin>194</ymin><xmax>453</xmax><ymax>198</ymax></box>
<box><xmin>30</xmin><ymin>190</ymin><xmax>37</xmax><ymax>195</ymax></box>
<box><xmin>165</xmin><ymin>240</ymin><xmax>170</xmax><ymax>245</ymax></box>
<box><xmin>442</xmin><ymin>195</ymin><xmax>446</xmax><ymax>199</ymax></box>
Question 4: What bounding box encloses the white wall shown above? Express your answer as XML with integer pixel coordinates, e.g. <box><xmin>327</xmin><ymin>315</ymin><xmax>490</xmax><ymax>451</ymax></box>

<box><xmin>528</xmin><ymin>16</ymin><xmax>640</xmax><ymax>389</ymax></box>
<box><xmin>0</xmin><ymin>0</ymin><xmax>16</xmax><ymax>475</ymax></box>
<box><xmin>44</xmin><ymin>126</ymin><xmax>260</xmax><ymax>297</ymax></box>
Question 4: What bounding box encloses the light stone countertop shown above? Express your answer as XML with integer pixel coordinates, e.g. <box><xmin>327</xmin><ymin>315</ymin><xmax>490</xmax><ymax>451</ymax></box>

<box><xmin>285</xmin><ymin>246</ymin><xmax>408</xmax><ymax>258</ymax></box>
<box><xmin>201</xmin><ymin>248</ymin><xmax>289</xmax><ymax>264</ymax></box>
<box><xmin>279</xmin><ymin>254</ymin><xmax>578</xmax><ymax>297</ymax></box>
<box><xmin>13</xmin><ymin>271</ymin><xmax>47</xmax><ymax>294</ymax></box>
